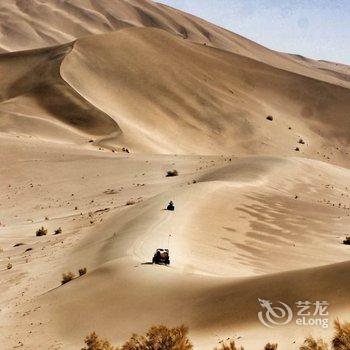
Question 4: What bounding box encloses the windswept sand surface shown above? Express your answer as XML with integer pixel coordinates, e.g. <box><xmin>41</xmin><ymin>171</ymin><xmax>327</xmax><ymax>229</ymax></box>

<box><xmin>1</xmin><ymin>1</ymin><xmax>350</xmax><ymax>349</ymax></box>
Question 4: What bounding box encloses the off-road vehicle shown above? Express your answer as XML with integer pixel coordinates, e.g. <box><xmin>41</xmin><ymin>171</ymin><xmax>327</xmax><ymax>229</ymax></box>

<box><xmin>152</xmin><ymin>248</ymin><xmax>170</xmax><ymax>265</ymax></box>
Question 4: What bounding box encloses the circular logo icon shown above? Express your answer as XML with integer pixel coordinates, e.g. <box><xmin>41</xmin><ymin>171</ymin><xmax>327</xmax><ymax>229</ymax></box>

<box><xmin>258</xmin><ymin>298</ymin><xmax>293</xmax><ymax>328</ymax></box>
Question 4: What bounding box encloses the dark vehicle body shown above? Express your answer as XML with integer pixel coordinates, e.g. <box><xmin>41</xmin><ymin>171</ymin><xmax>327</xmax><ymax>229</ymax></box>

<box><xmin>152</xmin><ymin>248</ymin><xmax>170</xmax><ymax>265</ymax></box>
<box><xmin>167</xmin><ymin>201</ymin><xmax>175</xmax><ymax>211</ymax></box>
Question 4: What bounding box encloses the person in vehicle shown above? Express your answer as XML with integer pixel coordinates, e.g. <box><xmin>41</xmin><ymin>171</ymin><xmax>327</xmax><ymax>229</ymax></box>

<box><xmin>167</xmin><ymin>201</ymin><xmax>175</xmax><ymax>211</ymax></box>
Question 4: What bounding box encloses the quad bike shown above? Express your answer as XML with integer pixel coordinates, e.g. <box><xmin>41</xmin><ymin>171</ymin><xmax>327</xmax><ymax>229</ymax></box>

<box><xmin>152</xmin><ymin>248</ymin><xmax>170</xmax><ymax>265</ymax></box>
<box><xmin>166</xmin><ymin>201</ymin><xmax>175</xmax><ymax>211</ymax></box>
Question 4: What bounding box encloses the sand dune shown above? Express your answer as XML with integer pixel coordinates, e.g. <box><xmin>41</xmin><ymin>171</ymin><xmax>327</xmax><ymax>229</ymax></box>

<box><xmin>61</xmin><ymin>27</ymin><xmax>350</xmax><ymax>156</ymax></box>
<box><xmin>1</xmin><ymin>1</ymin><xmax>350</xmax><ymax>349</ymax></box>
<box><xmin>1</xmin><ymin>0</ymin><xmax>349</xmax><ymax>89</ymax></box>
<box><xmin>1</xmin><ymin>144</ymin><xmax>350</xmax><ymax>349</ymax></box>
<box><xmin>2</xmin><ymin>26</ymin><xmax>350</xmax><ymax>158</ymax></box>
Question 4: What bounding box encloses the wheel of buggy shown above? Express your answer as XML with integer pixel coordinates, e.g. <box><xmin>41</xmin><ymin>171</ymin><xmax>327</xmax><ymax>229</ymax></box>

<box><xmin>165</xmin><ymin>259</ymin><xmax>170</xmax><ymax>265</ymax></box>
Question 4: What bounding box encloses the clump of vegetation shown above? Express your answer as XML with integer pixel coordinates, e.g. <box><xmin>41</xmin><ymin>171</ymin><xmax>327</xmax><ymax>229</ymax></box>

<box><xmin>7</xmin><ymin>262</ymin><xmax>12</xmax><ymax>270</ymax></box>
<box><xmin>215</xmin><ymin>341</ymin><xmax>243</xmax><ymax>350</ymax></box>
<box><xmin>54</xmin><ymin>227</ymin><xmax>62</xmax><ymax>235</ymax></box>
<box><xmin>300</xmin><ymin>336</ymin><xmax>328</xmax><ymax>350</ymax></box>
<box><xmin>343</xmin><ymin>236</ymin><xmax>350</xmax><ymax>245</ymax></box>
<box><xmin>79</xmin><ymin>267</ymin><xmax>87</xmax><ymax>276</ymax></box>
<box><xmin>61</xmin><ymin>272</ymin><xmax>75</xmax><ymax>285</ymax></box>
<box><xmin>122</xmin><ymin>325</ymin><xmax>192</xmax><ymax>350</ymax></box>
<box><xmin>333</xmin><ymin>319</ymin><xmax>350</xmax><ymax>350</ymax></box>
<box><xmin>83</xmin><ymin>325</ymin><xmax>192</xmax><ymax>350</ymax></box>
<box><xmin>82</xmin><ymin>332</ymin><xmax>115</xmax><ymax>350</ymax></box>
<box><xmin>13</xmin><ymin>243</ymin><xmax>25</xmax><ymax>247</ymax></box>
<box><xmin>126</xmin><ymin>200</ymin><xmax>136</xmax><ymax>206</ymax></box>
<box><xmin>36</xmin><ymin>226</ymin><xmax>47</xmax><ymax>236</ymax></box>
<box><xmin>81</xmin><ymin>320</ymin><xmax>350</xmax><ymax>350</ymax></box>
<box><xmin>166</xmin><ymin>170</ymin><xmax>179</xmax><ymax>177</ymax></box>
<box><xmin>266</xmin><ymin>115</ymin><xmax>273</xmax><ymax>121</ymax></box>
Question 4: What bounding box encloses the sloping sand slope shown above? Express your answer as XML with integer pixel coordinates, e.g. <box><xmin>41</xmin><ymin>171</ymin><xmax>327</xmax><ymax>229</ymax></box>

<box><xmin>2</xmin><ymin>26</ymin><xmax>350</xmax><ymax>159</ymax></box>
<box><xmin>1</xmin><ymin>1</ymin><xmax>350</xmax><ymax>350</ymax></box>
<box><xmin>1</xmin><ymin>140</ymin><xmax>350</xmax><ymax>349</ymax></box>
<box><xmin>0</xmin><ymin>44</ymin><xmax>120</xmax><ymax>144</ymax></box>
<box><xmin>1</xmin><ymin>0</ymin><xmax>349</xmax><ymax>89</ymax></box>
<box><xmin>61</xmin><ymin>27</ymin><xmax>350</xmax><ymax>156</ymax></box>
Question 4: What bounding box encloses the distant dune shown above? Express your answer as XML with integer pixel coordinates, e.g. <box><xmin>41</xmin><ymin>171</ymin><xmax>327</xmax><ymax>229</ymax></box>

<box><xmin>0</xmin><ymin>1</ymin><xmax>349</xmax><ymax>350</ymax></box>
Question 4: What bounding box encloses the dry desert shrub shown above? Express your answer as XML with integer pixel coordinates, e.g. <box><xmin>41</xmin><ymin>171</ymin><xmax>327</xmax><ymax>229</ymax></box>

<box><xmin>214</xmin><ymin>340</ymin><xmax>244</xmax><ymax>350</ymax></box>
<box><xmin>332</xmin><ymin>319</ymin><xmax>350</xmax><ymax>350</ymax></box>
<box><xmin>61</xmin><ymin>271</ymin><xmax>75</xmax><ymax>285</ymax></box>
<box><xmin>54</xmin><ymin>227</ymin><xmax>62</xmax><ymax>235</ymax></box>
<box><xmin>79</xmin><ymin>267</ymin><xmax>87</xmax><ymax>276</ymax></box>
<box><xmin>300</xmin><ymin>337</ymin><xmax>329</xmax><ymax>350</ymax></box>
<box><xmin>81</xmin><ymin>319</ymin><xmax>350</xmax><ymax>350</ymax></box>
<box><xmin>83</xmin><ymin>325</ymin><xmax>192</xmax><ymax>350</ymax></box>
<box><xmin>36</xmin><ymin>226</ymin><xmax>47</xmax><ymax>236</ymax></box>
<box><xmin>342</xmin><ymin>236</ymin><xmax>350</xmax><ymax>245</ymax></box>
<box><xmin>82</xmin><ymin>332</ymin><xmax>115</xmax><ymax>350</ymax></box>
<box><xmin>122</xmin><ymin>325</ymin><xmax>192</xmax><ymax>350</ymax></box>
<box><xmin>166</xmin><ymin>170</ymin><xmax>178</xmax><ymax>177</ymax></box>
<box><xmin>7</xmin><ymin>262</ymin><xmax>13</xmax><ymax>270</ymax></box>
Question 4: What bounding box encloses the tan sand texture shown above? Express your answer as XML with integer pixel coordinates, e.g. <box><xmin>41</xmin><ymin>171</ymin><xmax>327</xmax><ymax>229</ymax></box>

<box><xmin>0</xmin><ymin>1</ymin><xmax>350</xmax><ymax>349</ymax></box>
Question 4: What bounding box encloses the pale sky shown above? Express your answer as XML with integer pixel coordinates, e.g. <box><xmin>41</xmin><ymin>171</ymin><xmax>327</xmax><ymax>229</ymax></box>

<box><xmin>158</xmin><ymin>0</ymin><xmax>350</xmax><ymax>65</ymax></box>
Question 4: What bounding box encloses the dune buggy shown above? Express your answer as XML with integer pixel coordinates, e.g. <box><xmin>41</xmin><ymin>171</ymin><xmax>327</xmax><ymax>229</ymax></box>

<box><xmin>152</xmin><ymin>248</ymin><xmax>170</xmax><ymax>265</ymax></box>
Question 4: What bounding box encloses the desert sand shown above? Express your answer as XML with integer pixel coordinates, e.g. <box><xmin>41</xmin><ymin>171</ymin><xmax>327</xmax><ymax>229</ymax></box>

<box><xmin>0</xmin><ymin>1</ymin><xmax>350</xmax><ymax>349</ymax></box>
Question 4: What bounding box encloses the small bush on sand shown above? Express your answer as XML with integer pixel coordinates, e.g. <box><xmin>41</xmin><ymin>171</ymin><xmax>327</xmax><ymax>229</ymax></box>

<box><xmin>79</xmin><ymin>267</ymin><xmax>87</xmax><ymax>276</ymax></box>
<box><xmin>83</xmin><ymin>325</ymin><xmax>192</xmax><ymax>350</ymax></box>
<box><xmin>126</xmin><ymin>200</ymin><xmax>136</xmax><ymax>206</ymax></box>
<box><xmin>81</xmin><ymin>319</ymin><xmax>350</xmax><ymax>350</ymax></box>
<box><xmin>36</xmin><ymin>226</ymin><xmax>47</xmax><ymax>236</ymax></box>
<box><xmin>300</xmin><ymin>336</ymin><xmax>328</xmax><ymax>350</ymax></box>
<box><xmin>214</xmin><ymin>341</ymin><xmax>243</xmax><ymax>350</ymax></box>
<box><xmin>61</xmin><ymin>272</ymin><xmax>75</xmax><ymax>285</ymax></box>
<box><xmin>343</xmin><ymin>236</ymin><xmax>350</xmax><ymax>245</ymax></box>
<box><xmin>54</xmin><ymin>227</ymin><xmax>62</xmax><ymax>235</ymax></box>
<box><xmin>333</xmin><ymin>319</ymin><xmax>350</xmax><ymax>350</ymax></box>
<box><xmin>7</xmin><ymin>262</ymin><xmax>12</xmax><ymax>270</ymax></box>
<box><xmin>166</xmin><ymin>170</ymin><xmax>178</xmax><ymax>177</ymax></box>
<box><xmin>82</xmin><ymin>332</ymin><xmax>115</xmax><ymax>350</ymax></box>
<box><xmin>122</xmin><ymin>325</ymin><xmax>192</xmax><ymax>350</ymax></box>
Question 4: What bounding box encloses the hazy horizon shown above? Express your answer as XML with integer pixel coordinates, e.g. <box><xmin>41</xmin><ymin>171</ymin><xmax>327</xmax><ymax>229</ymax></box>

<box><xmin>159</xmin><ymin>0</ymin><xmax>349</xmax><ymax>65</ymax></box>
